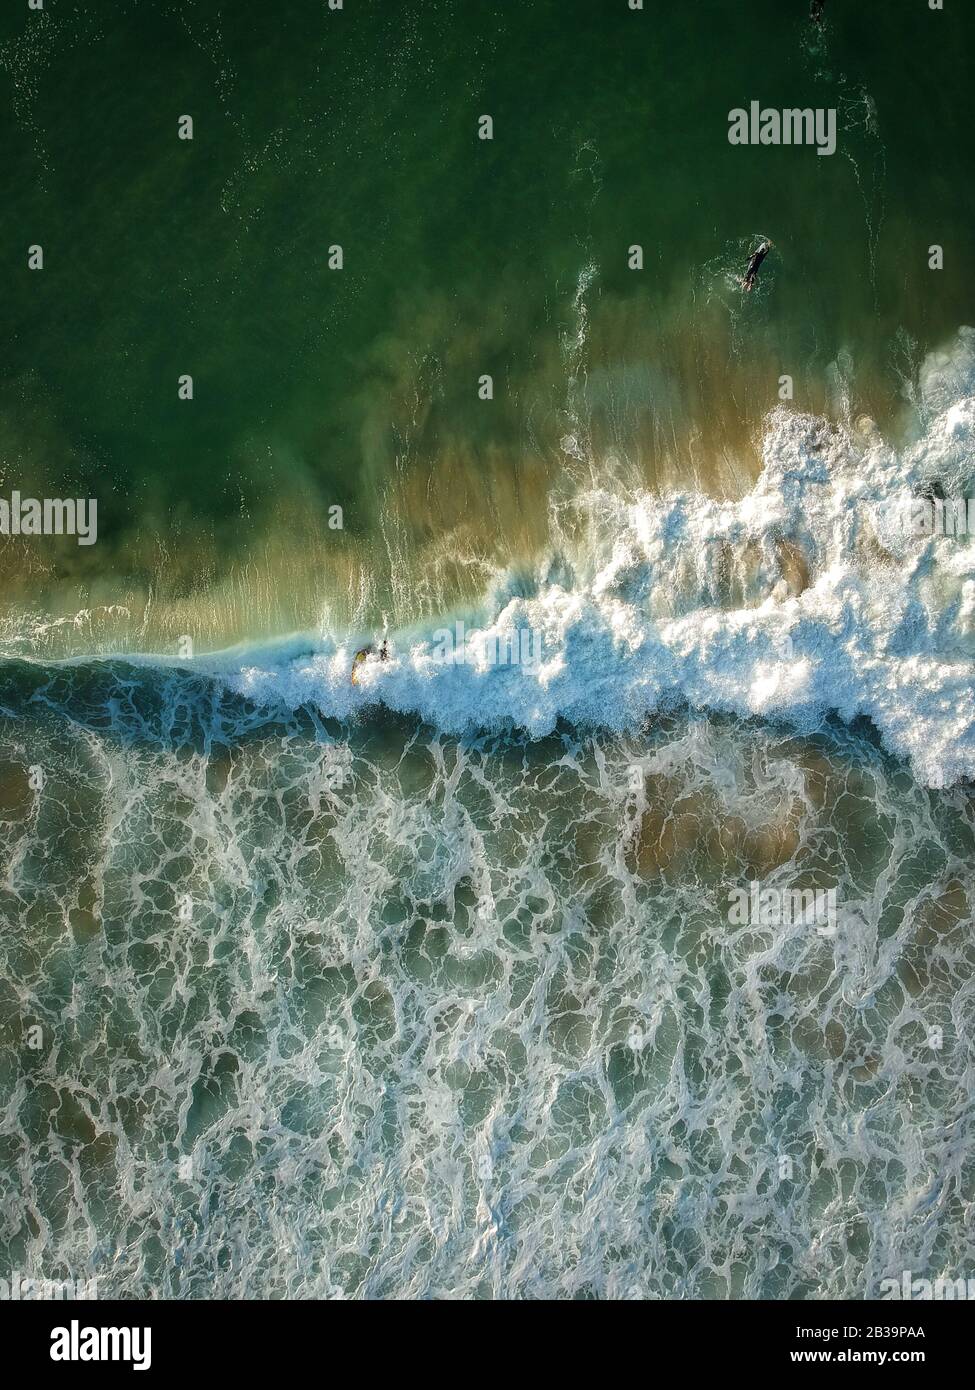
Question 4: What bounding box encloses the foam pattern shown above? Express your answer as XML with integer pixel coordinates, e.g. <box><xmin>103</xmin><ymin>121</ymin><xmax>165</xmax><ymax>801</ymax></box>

<box><xmin>1</xmin><ymin>663</ymin><xmax>973</xmax><ymax>1298</ymax></box>
<box><xmin>222</xmin><ymin>330</ymin><xmax>975</xmax><ymax>790</ymax></box>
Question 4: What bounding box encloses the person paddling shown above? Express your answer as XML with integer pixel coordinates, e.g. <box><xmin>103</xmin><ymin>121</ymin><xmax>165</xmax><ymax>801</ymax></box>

<box><xmin>742</xmin><ymin>240</ymin><xmax>773</xmax><ymax>292</ymax></box>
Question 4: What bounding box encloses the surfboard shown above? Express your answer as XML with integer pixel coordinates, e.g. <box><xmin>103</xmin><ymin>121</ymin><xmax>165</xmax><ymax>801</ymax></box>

<box><xmin>350</xmin><ymin>647</ymin><xmax>372</xmax><ymax>686</ymax></box>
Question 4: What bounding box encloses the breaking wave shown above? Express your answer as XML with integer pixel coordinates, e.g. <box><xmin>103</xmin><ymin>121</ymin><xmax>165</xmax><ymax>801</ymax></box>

<box><xmin>3</xmin><ymin>333</ymin><xmax>974</xmax><ymax>1302</ymax></box>
<box><xmin>209</xmin><ymin>329</ymin><xmax>975</xmax><ymax>789</ymax></box>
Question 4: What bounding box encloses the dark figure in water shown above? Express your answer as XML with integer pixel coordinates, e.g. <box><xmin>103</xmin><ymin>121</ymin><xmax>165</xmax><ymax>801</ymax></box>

<box><xmin>742</xmin><ymin>240</ymin><xmax>772</xmax><ymax>292</ymax></box>
<box><xmin>351</xmin><ymin>638</ymin><xmax>390</xmax><ymax>685</ymax></box>
<box><xmin>810</xmin><ymin>0</ymin><xmax>825</xmax><ymax>21</ymax></box>
<box><xmin>914</xmin><ymin>480</ymin><xmax>946</xmax><ymax>504</ymax></box>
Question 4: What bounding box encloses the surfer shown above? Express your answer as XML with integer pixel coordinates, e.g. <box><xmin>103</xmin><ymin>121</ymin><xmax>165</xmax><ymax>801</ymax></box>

<box><xmin>741</xmin><ymin>239</ymin><xmax>772</xmax><ymax>292</ymax></box>
<box><xmin>350</xmin><ymin>638</ymin><xmax>390</xmax><ymax>686</ymax></box>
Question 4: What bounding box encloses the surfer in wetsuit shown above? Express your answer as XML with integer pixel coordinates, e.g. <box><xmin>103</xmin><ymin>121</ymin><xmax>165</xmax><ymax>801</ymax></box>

<box><xmin>742</xmin><ymin>240</ymin><xmax>772</xmax><ymax>292</ymax></box>
<box><xmin>350</xmin><ymin>638</ymin><xmax>390</xmax><ymax>686</ymax></box>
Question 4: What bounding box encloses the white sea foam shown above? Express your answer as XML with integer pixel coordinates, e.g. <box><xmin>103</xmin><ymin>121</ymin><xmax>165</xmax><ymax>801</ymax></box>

<box><xmin>216</xmin><ymin>330</ymin><xmax>975</xmax><ymax>788</ymax></box>
<box><xmin>7</xmin><ymin>329</ymin><xmax>975</xmax><ymax>1295</ymax></box>
<box><xmin>6</xmin><ymin>660</ymin><xmax>973</xmax><ymax>1299</ymax></box>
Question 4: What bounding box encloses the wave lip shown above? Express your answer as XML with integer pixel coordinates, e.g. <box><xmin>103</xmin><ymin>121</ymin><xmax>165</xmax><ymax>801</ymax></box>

<box><xmin>218</xmin><ymin>331</ymin><xmax>975</xmax><ymax>789</ymax></box>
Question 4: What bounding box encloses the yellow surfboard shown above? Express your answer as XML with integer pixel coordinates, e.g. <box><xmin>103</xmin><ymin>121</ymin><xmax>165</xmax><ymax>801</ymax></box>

<box><xmin>350</xmin><ymin>647</ymin><xmax>372</xmax><ymax>686</ymax></box>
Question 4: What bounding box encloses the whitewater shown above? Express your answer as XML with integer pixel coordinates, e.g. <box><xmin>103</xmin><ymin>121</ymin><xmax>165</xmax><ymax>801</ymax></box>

<box><xmin>207</xmin><ymin>329</ymin><xmax>975</xmax><ymax>790</ymax></box>
<box><xmin>3</xmin><ymin>331</ymin><xmax>974</xmax><ymax>1304</ymax></box>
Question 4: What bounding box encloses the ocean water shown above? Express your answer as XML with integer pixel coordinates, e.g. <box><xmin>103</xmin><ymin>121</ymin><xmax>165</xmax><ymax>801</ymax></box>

<box><xmin>1</xmin><ymin>0</ymin><xmax>974</xmax><ymax>1300</ymax></box>
<box><xmin>2</xmin><ymin>665</ymin><xmax>974</xmax><ymax>1299</ymax></box>
<box><xmin>2</xmin><ymin>0</ymin><xmax>973</xmax><ymax>652</ymax></box>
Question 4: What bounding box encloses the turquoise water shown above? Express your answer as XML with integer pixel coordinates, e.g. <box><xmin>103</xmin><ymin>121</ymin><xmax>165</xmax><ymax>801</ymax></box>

<box><xmin>1</xmin><ymin>0</ymin><xmax>975</xmax><ymax>1300</ymax></box>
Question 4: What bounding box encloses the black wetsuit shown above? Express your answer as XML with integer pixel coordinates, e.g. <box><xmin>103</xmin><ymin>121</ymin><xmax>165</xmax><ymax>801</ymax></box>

<box><xmin>743</xmin><ymin>241</ymin><xmax>771</xmax><ymax>291</ymax></box>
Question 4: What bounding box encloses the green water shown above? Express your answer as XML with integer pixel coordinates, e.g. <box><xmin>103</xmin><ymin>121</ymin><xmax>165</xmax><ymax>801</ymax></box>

<box><xmin>1</xmin><ymin>0</ymin><xmax>973</xmax><ymax>652</ymax></box>
<box><xmin>2</xmin><ymin>0</ymin><xmax>975</xmax><ymax>1306</ymax></box>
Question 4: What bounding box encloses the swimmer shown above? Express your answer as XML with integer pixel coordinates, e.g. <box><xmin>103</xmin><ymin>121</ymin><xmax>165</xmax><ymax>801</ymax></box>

<box><xmin>742</xmin><ymin>239</ymin><xmax>773</xmax><ymax>292</ymax></box>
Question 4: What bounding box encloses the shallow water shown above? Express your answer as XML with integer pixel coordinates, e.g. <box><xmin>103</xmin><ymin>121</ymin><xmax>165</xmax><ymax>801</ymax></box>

<box><xmin>1</xmin><ymin>664</ymin><xmax>973</xmax><ymax>1298</ymax></box>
